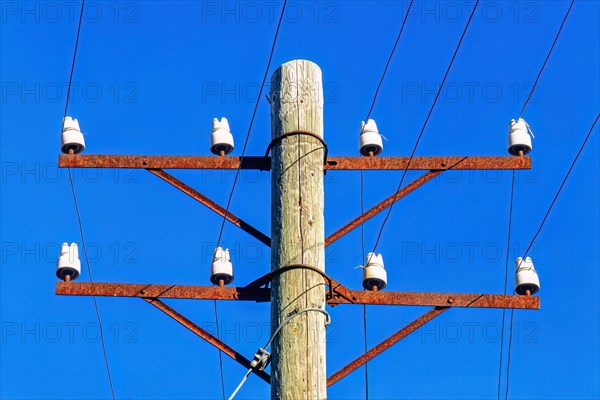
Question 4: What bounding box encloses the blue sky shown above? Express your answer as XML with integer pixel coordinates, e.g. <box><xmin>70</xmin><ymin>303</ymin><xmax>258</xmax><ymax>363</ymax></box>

<box><xmin>1</xmin><ymin>1</ymin><xmax>599</xmax><ymax>399</ymax></box>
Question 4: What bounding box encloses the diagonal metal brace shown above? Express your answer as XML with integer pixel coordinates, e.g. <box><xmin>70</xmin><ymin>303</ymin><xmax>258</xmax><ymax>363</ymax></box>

<box><xmin>144</xmin><ymin>297</ymin><xmax>271</xmax><ymax>384</ymax></box>
<box><xmin>147</xmin><ymin>169</ymin><xmax>271</xmax><ymax>247</ymax></box>
<box><xmin>327</xmin><ymin>306</ymin><xmax>448</xmax><ymax>387</ymax></box>
<box><xmin>325</xmin><ymin>171</ymin><xmax>443</xmax><ymax>246</ymax></box>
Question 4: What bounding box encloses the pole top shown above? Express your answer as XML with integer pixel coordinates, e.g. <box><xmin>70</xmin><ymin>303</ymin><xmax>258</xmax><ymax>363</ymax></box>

<box><xmin>276</xmin><ymin>59</ymin><xmax>322</xmax><ymax>72</ymax></box>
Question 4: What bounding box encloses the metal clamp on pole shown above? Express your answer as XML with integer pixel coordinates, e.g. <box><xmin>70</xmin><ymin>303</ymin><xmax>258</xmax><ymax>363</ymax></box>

<box><xmin>243</xmin><ymin>263</ymin><xmax>356</xmax><ymax>305</ymax></box>
<box><xmin>265</xmin><ymin>130</ymin><xmax>329</xmax><ymax>165</ymax></box>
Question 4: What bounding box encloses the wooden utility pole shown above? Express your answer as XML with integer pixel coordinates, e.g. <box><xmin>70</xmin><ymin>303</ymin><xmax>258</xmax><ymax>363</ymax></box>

<box><xmin>56</xmin><ymin>59</ymin><xmax>539</xmax><ymax>400</ymax></box>
<box><xmin>269</xmin><ymin>60</ymin><xmax>326</xmax><ymax>399</ymax></box>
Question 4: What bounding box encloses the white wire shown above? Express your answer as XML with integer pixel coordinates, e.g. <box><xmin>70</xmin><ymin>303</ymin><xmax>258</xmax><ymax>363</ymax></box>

<box><xmin>265</xmin><ymin>307</ymin><xmax>330</xmax><ymax>349</ymax></box>
<box><xmin>228</xmin><ymin>369</ymin><xmax>252</xmax><ymax>400</ymax></box>
<box><xmin>227</xmin><ymin>307</ymin><xmax>330</xmax><ymax>399</ymax></box>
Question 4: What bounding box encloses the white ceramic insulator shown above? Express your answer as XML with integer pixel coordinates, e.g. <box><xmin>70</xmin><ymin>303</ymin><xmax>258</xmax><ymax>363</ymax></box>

<box><xmin>61</xmin><ymin>116</ymin><xmax>86</xmax><ymax>154</ymax></box>
<box><xmin>210</xmin><ymin>246</ymin><xmax>234</xmax><ymax>285</ymax></box>
<box><xmin>56</xmin><ymin>242</ymin><xmax>81</xmax><ymax>280</ymax></box>
<box><xmin>359</xmin><ymin>119</ymin><xmax>383</xmax><ymax>156</ymax></box>
<box><xmin>362</xmin><ymin>252</ymin><xmax>387</xmax><ymax>291</ymax></box>
<box><xmin>507</xmin><ymin>118</ymin><xmax>532</xmax><ymax>155</ymax></box>
<box><xmin>210</xmin><ymin>117</ymin><xmax>234</xmax><ymax>155</ymax></box>
<box><xmin>514</xmin><ymin>256</ymin><xmax>540</xmax><ymax>295</ymax></box>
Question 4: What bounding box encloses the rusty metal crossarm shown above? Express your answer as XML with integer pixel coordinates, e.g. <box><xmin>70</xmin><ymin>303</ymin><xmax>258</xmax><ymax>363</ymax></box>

<box><xmin>56</xmin><ymin>282</ymin><xmax>271</xmax><ymax>301</ymax></box>
<box><xmin>325</xmin><ymin>156</ymin><xmax>530</xmax><ymax>170</ymax></box>
<box><xmin>59</xmin><ymin>154</ymin><xmax>271</xmax><ymax>170</ymax></box>
<box><xmin>59</xmin><ymin>154</ymin><xmax>531</xmax><ymax>171</ymax></box>
<box><xmin>55</xmin><ymin>282</ymin><xmax>539</xmax><ymax>309</ymax></box>
<box><xmin>328</xmin><ymin>290</ymin><xmax>539</xmax><ymax>309</ymax></box>
<box><xmin>147</xmin><ymin>169</ymin><xmax>271</xmax><ymax>246</ymax></box>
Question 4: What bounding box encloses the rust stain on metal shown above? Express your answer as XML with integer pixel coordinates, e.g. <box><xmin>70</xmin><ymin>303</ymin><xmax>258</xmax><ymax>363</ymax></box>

<box><xmin>56</xmin><ymin>282</ymin><xmax>270</xmax><ymax>302</ymax></box>
<box><xmin>327</xmin><ymin>307</ymin><xmax>447</xmax><ymax>387</ymax></box>
<box><xmin>325</xmin><ymin>171</ymin><xmax>443</xmax><ymax>246</ymax></box>
<box><xmin>147</xmin><ymin>169</ymin><xmax>271</xmax><ymax>246</ymax></box>
<box><xmin>145</xmin><ymin>298</ymin><xmax>270</xmax><ymax>384</ymax></box>
<box><xmin>59</xmin><ymin>154</ymin><xmax>270</xmax><ymax>170</ymax></box>
<box><xmin>325</xmin><ymin>156</ymin><xmax>531</xmax><ymax>170</ymax></box>
<box><xmin>329</xmin><ymin>291</ymin><xmax>540</xmax><ymax>309</ymax></box>
<box><xmin>56</xmin><ymin>282</ymin><xmax>539</xmax><ymax>309</ymax></box>
<box><xmin>59</xmin><ymin>155</ymin><xmax>531</xmax><ymax>171</ymax></box>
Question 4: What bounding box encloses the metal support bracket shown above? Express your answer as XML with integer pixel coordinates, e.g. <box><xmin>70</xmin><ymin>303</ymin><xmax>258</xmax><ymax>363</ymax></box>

<box><xmin>144</xmin><ymin>298</ymin><xmax>271</xmax><ymax>383</ymax></box>
<box><xmin>147</xmin><ymin>168</ymin><xmax>270</xmax><ymax>246</ymax></box>
<box><xmin>325</xmin><ymin>170</ymin><xmax>443</xmax><ymax>246</ymax></box>
<box><xmin>327</xmin><ymin>307</ymin><xmax>448</xmax><ymax>386</ymax></box>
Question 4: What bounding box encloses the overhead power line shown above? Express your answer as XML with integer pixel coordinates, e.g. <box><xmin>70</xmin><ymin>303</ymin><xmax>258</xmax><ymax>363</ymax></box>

<box><xmin>62</xmin><ymin>0</ymin><xmax>85</xmax><ymax>119</ymax></box>
<box><xmin>214</xmin><ymin>0</ymin><xmax>288</xmax><ymax>248</ymax></box>
<box><xmin>505</xmin><ymin>113</ymin><xmax>599</xmax><ymax>399</ymax></box>
<box><xmin>499</xmin><ymin>4</ymin><xmax>576</xmax><ymax>396</ymax></box>
<box><xmin>518</xmin><ymin>113</ymin><xmax>598</xmax><ymax>262</ymax></box>
<box><xmin>61</xmin><ymin>0</ymin><xmax>117</xmax><ymax>398</ymax></box>
<box><xmin>359</xmin><ymin>2</ymin><xmax>415</xmax><ymax>397</ymax></box>
<box><xmin>211</xmin><ymin>2</ymin><xmax>288</xmax><ymax>397</ymax></box>
<box><xmin>519</xmin><ymin>0</ymin><xmax>575</xmax><ymax>118</ymax></box>
<box><xmin>67</xmin><ymin>171</ymin><xmax>116</xmax><ymax>400</ymax></box>
<box><xmin>364</xmin><ymin>0</ymin><xmax>414</xmax><ymax>121</ymax></box>
<box><xmin>497</xmin><ymin>170</ymin><xmax>515</xmax><ymax>400</ymax></box>
<box><xmin>368</xmin><ymin>0</ymin><xmax>480</xmax><ymax>259</ymax></box>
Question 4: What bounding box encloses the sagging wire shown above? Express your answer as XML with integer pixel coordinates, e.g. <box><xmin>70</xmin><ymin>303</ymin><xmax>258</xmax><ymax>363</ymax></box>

<box><xmin>61</xmin><ymin>0</ymin><xmax>116</xmax><ymax>398</ymax></box>
<box><xmin>359</xmin><ymin>4</ymin><xmax>415</xmax><ymax>396</ymax></box>
<box><xmin>210</xmin><ymin>3</ymin><xmax>287</xmax><ymax>396</ymax></box>
<box><xmin>497</xmin><ymin>170</ymin><xmax>516</xmax><ymax>400</ymax></box>
<box><xmin>360</xmin><ymin>171</ymin><xmax>369</xmax><ymax>400</ymax></box>
<box><xmin>365</xmin><ymin>0</ymin><xmax>414</xmax><ymax>121</ymax></box>
<box><xmin>504</xmin><ymin>113</ymin><xmax>598</xmax><ymax>399</ymax></box>
<box><xmin>518</xmin><ymin>0</ymin><xmax>575</xmax><ymax>118</ymax></box>
<box><xmin>227</xmin><ymin>308</ymin><xmax>331</xmax><ymax>399</ymax></box>
<box><xmin>214</xmin><ymin>0</ymin><xmax>287</xmax><ymax>248</ymax></box>
<box><xmin>366</xmin><ymin>0</ymin><xmax>480</xmax><ymax>263</ymax></box>
<box><xmin>502</xmin><ymin>3</ymin><xmax>578</xmax><ymax>395</ymax></box>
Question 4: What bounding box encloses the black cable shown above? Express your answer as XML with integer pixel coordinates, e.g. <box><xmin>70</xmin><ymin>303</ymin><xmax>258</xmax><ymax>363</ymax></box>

<box><xmin>213</xmin><ymin>300</ymin><xmax>226</xmax><ymax>400</ymax></box>
<box><xmin>503</xmin><ymin>4</ymin><xmax>577</xmax><ymax>396</ymax></box>
<box><xmin>497</xmin><ymin>170</ymin><xmax>515</xmax><ymax>400</ymax></box>
<box><xmin>214</xmin><ymin>0</ymin><xmax>287</xmax><ymax>247</ymax></box>
<box><xmin>365</xmin><ymin>0</ymin><xmax>414</xmax><ymax>121</ymax></box>
<box><xmin>359</xmin><ymin>4</ymin><xmax>416</xmax><ymax>395</ymax></box>
<box><xmin>505</xmin><ymin>113</ymin><xmax>599</xmax><ymax>399</ymax></box>
<box><xmin>504</xmin><ymin>307</ymin><xmax>516</xmax><ymax>400</ymax></box>
<box><xmin>360</xmin><ymin>171</ymin><xmax>366</xmax><ymax>265</ymax></box>
<box><xmin>62</xmin><ymin>0</ymin><xmax>85</xmax><ymax>119</ymax></box>
<box><xmin>359</xmin><ymin>171</ymin><xmax>369</xmax><ymax>400</ymax></box>
<box><xmin>360</xmin><ymin>3</ymin><xmax>416</xmax><ymax>391</ymax></box>
<box><xmin>519</xmin><ymin>0</ymin><xmax>574</xmax><ymax>118</ymax></box>
<box><xmin>522</xmin><ymin>113</ymin><xmax>598</xmax><ymax>261</ymax></box>
<box><xmin>368</xmin><ymin>0</ymin><xmax>480</xmax><ymax>259</ymax></box>
<box><xmin>67</xmin><ymin>170</ymin><xmax>116</xmax><ymax>400</ymax></box>
<box><xmin>211</xmin><ymin>4</ymin><xmax>287</xmax><ymax>396</ymax></box>
<box><xmin>61</xmin><ymin>1</ymin><xmax>116</xmax><ymax>398</ymax></box>
<box><xmin>362</xmin><ymin>302</ymin><xmax>369</xmax><ymax>400</ymax></box>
